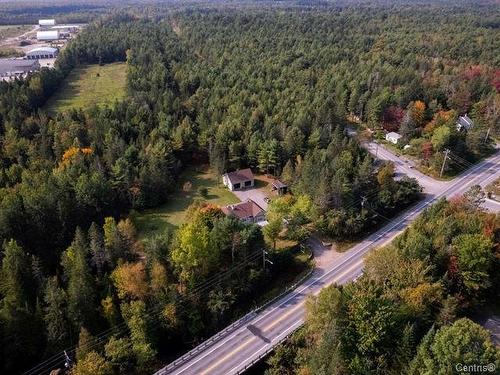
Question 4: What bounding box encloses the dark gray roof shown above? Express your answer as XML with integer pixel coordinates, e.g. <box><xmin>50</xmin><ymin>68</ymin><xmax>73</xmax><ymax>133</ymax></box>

<box><xmin>223</xmin><ymin>168</ymin><xmax>254</xmax><ymax>185</ymax></box>
<box><xmin>457</xmin><ymin>115</ymin><xmax>474</xmax><ymax>130</ymax></box>
<box><xmin>272</xmin><ymin>179</ymin><xmax>287</xmax><ymax>189</ymax></box>
<box><xmin>0</xmin><ymin>59</ymin><xmax>40</xmax><ymax>75</ymax></box>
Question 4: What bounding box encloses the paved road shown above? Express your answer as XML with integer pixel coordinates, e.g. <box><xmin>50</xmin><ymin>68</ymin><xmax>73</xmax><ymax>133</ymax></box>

<box><xmin>364</xmin><ymin>141</ymin><xmax>445</xmax><ymax>194</ymax></box>
<box><xmin>155</xmin><ymin>150</ymin><xmax>500</xmax><ymax>375</ymax></box>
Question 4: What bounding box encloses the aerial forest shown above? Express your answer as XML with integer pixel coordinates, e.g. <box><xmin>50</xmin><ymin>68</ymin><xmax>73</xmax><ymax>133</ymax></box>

<box><xmin>0</xmin><ymin>1</ymin><xmax>499</xmax><ymax>374</ymax></box>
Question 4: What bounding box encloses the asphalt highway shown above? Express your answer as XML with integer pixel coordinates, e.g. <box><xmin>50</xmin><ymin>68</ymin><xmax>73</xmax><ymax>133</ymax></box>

<box><xmin>155</xmin><ymin>149</ymin><xmax>500</xmax><ymax>375</ymax></box>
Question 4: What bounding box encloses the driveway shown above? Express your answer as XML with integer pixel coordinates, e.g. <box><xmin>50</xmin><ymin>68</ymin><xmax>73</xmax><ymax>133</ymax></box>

<box><xmin>233</xmin><ymin>187</ymin><xmax>269</xmax><ymax>210</ymax></box>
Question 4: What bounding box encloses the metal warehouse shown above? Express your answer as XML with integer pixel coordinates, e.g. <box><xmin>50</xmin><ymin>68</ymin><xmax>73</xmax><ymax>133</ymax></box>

<box><xmin>26</xmin><ymin>47</ymin><xmax>59</xmax><ymax>60</ymax></box>
<box><xmin>39</xmin><ymin>19</ymin><xmax>56</xmax><ymax>27</ymax></box>
<box><xmin>0</xmin><ymin>59</ymin><xmax>40</xmax><ymax>79</ymax></box>
<box><xmin>37</xmin><ymin>30</ymin><xmax>60</xmax><ymax>41</ymax></box>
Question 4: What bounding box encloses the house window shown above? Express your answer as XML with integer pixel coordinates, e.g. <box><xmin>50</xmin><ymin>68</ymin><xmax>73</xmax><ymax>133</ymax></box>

<box><xmin>244</xmin><ymin>180</ymin><xmax>252</xmax><ymax>187</ymax></box>
<box><xmin>233</xmin><ymin>183</ymin><xmax>241</xmax><ymax>190</ymax></box>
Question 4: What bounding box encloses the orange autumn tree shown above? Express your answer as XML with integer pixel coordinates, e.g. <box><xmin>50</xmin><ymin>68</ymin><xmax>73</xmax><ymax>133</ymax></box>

<box><xmin>111</xmin><ymin>262</ymin><xmax>149</xmax><ymax>301</ymax></box>
<box><xmin>59</xmin><ymin>146</ymin><xmax>94</xmax><ymax>169</ymax></box>
<box><xmin>409</xmin><ymin>100</ymin><xmax>426</xmax><ymax>127</ymax></box>
<box><xmin>423</xmin><ymin>110</ymin><xmax>455</xmax><ymax>134</ymax></box>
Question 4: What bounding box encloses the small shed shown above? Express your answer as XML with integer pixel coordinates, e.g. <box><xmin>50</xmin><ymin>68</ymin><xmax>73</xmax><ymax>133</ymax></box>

<box><xmin>272</xmin><ymin>179</ymin><xmax>288</xmax><ymax>195</ymax></box>
<box><xmin>386</xmin><ymin>132</ymin><xmax>402</xmax><ymax>145</ymax></box>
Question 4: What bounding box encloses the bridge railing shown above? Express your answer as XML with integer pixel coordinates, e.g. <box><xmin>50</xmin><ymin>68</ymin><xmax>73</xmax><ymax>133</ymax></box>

<box><xmin>235</xmin><ymin>322</ymin><xmax>303</xmax><ymax>374</ymax></box>
<box><xmin>155</xmin><ymin>264</ymin><xmax>315</xmax><ymax>375</ymax></box>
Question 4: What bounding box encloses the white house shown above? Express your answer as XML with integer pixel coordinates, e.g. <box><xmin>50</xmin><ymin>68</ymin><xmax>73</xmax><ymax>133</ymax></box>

<box><xmin>386</xmin><ymin>132</ymin><xmax>402</xmax><ymax>144</ymax></box>
<box><xmin>456</xmin><ymin>115</ymin><xmax>474</xmax><ymax>132</ymax></box>
<box><xmin>222</xmin><ymin>168</ymin><xmax>254</xmax><ymax>191</ymax></box>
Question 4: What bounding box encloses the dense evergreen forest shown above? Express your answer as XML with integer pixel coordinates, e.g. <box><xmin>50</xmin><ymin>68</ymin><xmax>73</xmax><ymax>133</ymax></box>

<box><xmin>265</xmin><ymin>195</ymin><xmax>500</xmax><ymax>374</ymax></box>
<box><xmin>0</xmin><ymin>1</ymin><xmax>499</xmax><ymax>374</ymax></box>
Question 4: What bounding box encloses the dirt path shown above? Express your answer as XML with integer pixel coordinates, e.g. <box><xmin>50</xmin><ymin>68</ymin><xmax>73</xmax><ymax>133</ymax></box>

<box><xmin>0</xmin><ymin>25</ymin><xmax>38</xmax><ymax>49</ymax></box>
<box><xmin>306</xmin><ymin>236</ymin><xmax>342</xmax><ymax>270</ymax></box>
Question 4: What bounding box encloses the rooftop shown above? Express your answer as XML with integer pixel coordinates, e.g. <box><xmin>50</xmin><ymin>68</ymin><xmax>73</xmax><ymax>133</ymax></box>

<box><xmin>27</xmin><ymin>47</ymin><xmax>58</xmax><ymax>54</ymax></box>
<box><xmin>0</xmin><ymin>59</ymin><xmax>40</xmax><ymax>71</ymax></box>
<box><xmin>223</xmin><ymin>168</ymin><xmax>254</xmax><ymax>185</ymax></box>
<box><xmin>272</xmin><ymin>179</ymin><xmax>287</xmax><ymax>189</ymax></box>
<box><xmin>457</xmin><ymin>115</ymin><xmax>474</xmax><ymax>129</ymax></box>
<box><xmin>221</xmin><ymin>199</ymin><xmax>264</xmax><ymax>220</ymax></box>
<box><xmin>386</xmin><ymin>132</ymin><xmax>402</xmax><ymax>139</ymax></box>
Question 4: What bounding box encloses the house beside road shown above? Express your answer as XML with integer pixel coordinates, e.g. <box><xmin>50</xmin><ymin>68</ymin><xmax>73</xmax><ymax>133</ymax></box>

<box><xmin>386</xmin><ymin>131</ymin><xmax>402</xmax><ymax>145</ymax></box>
<box><xmin>456</xmin><ymin>114</ymin><xmax>474</xmax><ymax>132</ymax></box>
<box><xmin>221</xmin><ymin>199</ymin><xmax>266</xmax><ymax>224</ymax></box>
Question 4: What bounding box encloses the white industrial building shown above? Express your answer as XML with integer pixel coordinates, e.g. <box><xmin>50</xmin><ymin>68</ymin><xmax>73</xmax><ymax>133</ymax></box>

<box><xmin>39</xmin><ymin>19</ymin><xmax>56</xmax><ymax>27</ymax></box>
<box><xmin>26</xmin><ymin>47</ymin><xmax>58</xmax><ymax>60</ymax></box>
<box><xmin>0</xmin><ymin>59</ymin><xmax>40</xmax><ymax>80</ymax></box>
<box><xmin>37</xmin><ymin>30</ymin><xmax>60</xmax><ymax>41</ymax></box>
<box><xmin>52</xmin><ymin>25</ymin><xmax>80</xmax><ymax>33</ymax></box>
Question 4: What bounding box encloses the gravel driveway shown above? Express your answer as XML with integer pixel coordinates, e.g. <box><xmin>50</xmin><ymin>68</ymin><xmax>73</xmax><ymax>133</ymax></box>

<box><xmin>233</xmin><ymin>187</ymin><xmax>269</xmax><ymax>210</ymax></box>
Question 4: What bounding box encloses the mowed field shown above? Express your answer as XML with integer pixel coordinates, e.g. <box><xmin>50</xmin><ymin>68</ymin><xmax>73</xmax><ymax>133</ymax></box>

<box><xmin>132</xmin><ymin>167</ymin><xmax>240</xmax><ymax>241</ymax></box>
<box><xmin>45</xmin><ymin>62</ymin><xmax>127</xmax><ymax>114</ymax></box>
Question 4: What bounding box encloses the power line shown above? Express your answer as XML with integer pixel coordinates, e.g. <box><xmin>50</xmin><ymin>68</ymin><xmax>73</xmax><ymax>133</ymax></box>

<box><xmin>24</xmin><ymin>249</ymin><xmax>266</xmax><ymax>375</ymax></box>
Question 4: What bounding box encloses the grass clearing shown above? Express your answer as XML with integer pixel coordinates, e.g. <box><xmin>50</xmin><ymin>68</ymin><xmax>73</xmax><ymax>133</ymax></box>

<box><xmin>132</xmin><ymin>166</ymin><xmax>240</xmax><ymax>240</ymax></box>
<box><xmin>44</xmin><ymin>62</ymin><xmax>127</xmax><ymax>114</ymax></box>
<box><xmin>0</xmin><ymin>25</ymin><xmax>31</xmax><ymax>42</ymax></box>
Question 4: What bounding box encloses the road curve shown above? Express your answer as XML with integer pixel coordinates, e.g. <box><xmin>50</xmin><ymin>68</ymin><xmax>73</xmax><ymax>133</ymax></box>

<box><xmin>155</xmin><ymin>150</ymin><xmax>500</xmax><ymax>375</ymax></box>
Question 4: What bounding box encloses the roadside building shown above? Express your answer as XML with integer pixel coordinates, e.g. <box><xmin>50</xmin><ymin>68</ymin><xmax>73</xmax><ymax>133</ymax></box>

<box><xmin>26</xmin><ymin>46</ymin><xmax>58</xmax><ymax>60</ymax></box>
<box><xmin>0</xmin><ymin>59</ymin><xmax>40</xmax><ymax>80</ymax></box>
<box><xmin>456</xmin><ymin>114</ymin><xmax>474</xmax><ymax>132</ymax></box>
<box><xmin>271</xmin><ymin>179</ymin><xmax>288</xmax><ymax>195</ymax></box>
<box><xmin>222</xmin><ymin>168</ymin><xmax>254</xmax><ymax>191</ymax></box>
<box><xmin>386</xmin><ymin>132</ymin><xmax>402</xmax><ymax>145</ymax></box>
<box><xmin>39</xmin><ymin>19</ymin><xmax>56</xmax><ymax>28</ymax></box>
<box><xmin>37</xmin><ymin>30</ymin><xmax>60</xmax><ymax>42</ymax></box>
<box><xmin>221</xmin><ymin>199</ymin><xmax>266</xmax><ymax>224</ymax></box>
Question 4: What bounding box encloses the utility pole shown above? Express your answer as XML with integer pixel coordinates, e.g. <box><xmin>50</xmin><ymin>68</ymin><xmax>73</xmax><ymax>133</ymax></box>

<box><xmin>64</xmin><ymin>351</ymin><xmax>72</xmax><ymax>369</ymax></box>
<box><xmin>263</xmin><ymin>249</ymin><xmax>273</xmax><ymax>271</ymax></box>
<box><xmin>484</xmin><ymin>127</ymin><xmax>491</xmax><ymax>142</ymax></box>
<box><xmin>440</xmin><ymin>149</ymin><xmax>450</xmax><ymax>178</ymax></box>
<box><xmin>361</xmin><ymin>196</ymin><xmax>367</xmax><ymax>209</ymax></box>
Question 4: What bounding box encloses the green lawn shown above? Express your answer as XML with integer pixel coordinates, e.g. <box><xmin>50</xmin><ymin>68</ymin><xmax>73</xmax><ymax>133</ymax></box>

<box><xmin>132</xmin><ymin>167</ymin><xmax>240</xmax><ymax>241</ymax></box>
<box><xmin>45</xmin><ymin>63</ymin><xmax>127</xmax><ymax>114</ymax></box>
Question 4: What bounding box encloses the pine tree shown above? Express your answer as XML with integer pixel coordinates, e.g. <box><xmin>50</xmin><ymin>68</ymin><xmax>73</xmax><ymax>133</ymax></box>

<box><xmin>89</xmin><ymin>222</ymin><xmax>106</xmax><ymax>276</ymax></box>
<box><xmin>61</xmin><ymin>228</ymin><xmax>96</xmax><ymax>328</ymax></box>
<box><xmin>43</xmin><ymin>277</ymin><xmax>70</xmax><ymax>351</ymax></box>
